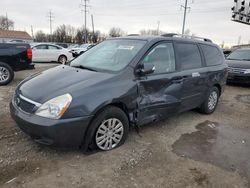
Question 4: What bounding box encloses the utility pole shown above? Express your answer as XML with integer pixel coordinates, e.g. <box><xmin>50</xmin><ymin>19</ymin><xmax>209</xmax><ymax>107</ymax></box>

<box><xmin>31</xmin><ymin>25</ymin><xmax>34</xmax><ymax>39</ymax></box>
<box><xmin>91</xmin><ymin>14</ymin><xmax>96</xmax><ymax>43</ymax></box>
<box><xmin>181</xmin><ymin>0</ymin><xmax>191</xmax><ymax>35</ymax></box>
<box><xmin>80</xmin><ymin>0</ymin><xmax>90</xmax><ymax>43</ymax></box>
<box><xmin>6</xmin><ymin>13</ymin><xmax>8</xmax><ymax>30</ymax></box>
<box><xmin>157</xmin><ymin>21</ymin><xmax>160</xmax><ymax>35</ymax></box>
<box><xmin>47</xmin><ymin>10</ymin><xmax>54</xmax><ymax>36</ymax></box>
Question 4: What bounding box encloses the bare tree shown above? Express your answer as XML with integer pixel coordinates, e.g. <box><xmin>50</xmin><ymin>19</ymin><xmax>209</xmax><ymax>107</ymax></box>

<box><xmin>34</xmin><ymin>30</ymin><xmax>47</xmax><ymax>42</ymax></box>
<box><xmin>139</xmin><ymin>29</ymin><xmax>164</xmax><ymax>36</ymax></box>
<box><xmin>109</xmin><ymin>27</ymin><xmax>124</xmax><ymax>37</ymax></box>
<box><xmin>0</xmin><ymin>15</ymin><xmax>14</xmax><ymax>30</ymax></box>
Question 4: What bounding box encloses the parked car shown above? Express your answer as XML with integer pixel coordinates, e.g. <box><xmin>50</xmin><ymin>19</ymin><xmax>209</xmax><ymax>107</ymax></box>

<box><xmin>0</xmin><ymin>43</ymin><xmax>34</xmax><ymax>85</ymax></box>
<box><xmin>8</xmin><ymin>39</ymin><xmax>28</xmax><ymax>43</ymax></box>
<box><xmin>222</xmin><ymin>49</ymin><xmax>232</xmax><ymax>57</ymax></box>
<box><xmin>32</xmin><ymin>43</ymin><xmax>73</xmax><ymax>64</ymax></box>
<box><xmin>10</xmin><ymin>35</ymin><xmax>227</xmax><ymax>151</ymax></box>
<box><xmin>55</xmin><ymin>43</ymin><xmax>69</xmax><ymax>48</ymax></box>
<box><xmin>70</xmin><ymin>43</ymin><xmax>96</xmax><ymax>57</ymax></box>
<box><xmin>226</xmin><ymin>48</ymin><xmax>250</xmax><ymax>84</ymax></box>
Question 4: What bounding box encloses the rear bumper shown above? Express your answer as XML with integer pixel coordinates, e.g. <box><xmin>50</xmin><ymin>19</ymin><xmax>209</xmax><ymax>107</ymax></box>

<box><xmin>10</xmin><ymin>101</ymin><xmax>92</xmax><ymax>147</ymax></box>
<box><xmin>27</xmin><ymin>63</ymin><xmax>35</xmax><ymax>70</ymax></box>
<box><xmin>14</xmin><ymin>63</ymin><xmax>35</xmax><ymax>71</ymax></box>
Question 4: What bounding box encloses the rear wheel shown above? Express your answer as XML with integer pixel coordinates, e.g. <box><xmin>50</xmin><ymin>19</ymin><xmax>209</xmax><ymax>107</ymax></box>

<box><xmin>0</xmin><ymin>62</ymin><xmax>14</xmax><ymax>86</ymax></box>
<box><xmin>58</xmin><ymin>55</ymin><xmax>67</xmax><ymax>64</ymax></box>
<box><xmin>87</xmin><ymin>106</ymin><xmax>129</xmax><ymax>151</ymax></box>
<box><xmin>199</xmin><ymin>87</ymin><xmax>220</xmax><ymax>114</ymax></box>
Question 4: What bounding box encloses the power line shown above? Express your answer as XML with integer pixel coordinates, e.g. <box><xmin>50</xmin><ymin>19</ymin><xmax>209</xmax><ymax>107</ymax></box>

<box><xmin>47</xmin><ymin>10</ymin><xmax>55</xmax><ymax>35</ymax></box>
<box><xmin>80</xmin><ymin>0</ymin><xmax>90</xmax><ymax>43</ymax></box>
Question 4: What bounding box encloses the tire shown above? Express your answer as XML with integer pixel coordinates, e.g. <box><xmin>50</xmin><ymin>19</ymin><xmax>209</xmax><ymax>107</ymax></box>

<box><xmin>58</xmin><ymin>55</ymin><xmax>67</xmax><ymax>64</ymax></box>
<box><xmin>86</xmin><ymin>106</ymin><xmax>129</xmax><ymax>151</ymax></box>
<box><xmin>0</xmin><ymin>62</ymin><xmax>14</xmax><ymax>86</ymax></box>
<box><xmin>199</xmin><ymin>87</ymin><xmax>220</xmax><ymax>114</ymax></box>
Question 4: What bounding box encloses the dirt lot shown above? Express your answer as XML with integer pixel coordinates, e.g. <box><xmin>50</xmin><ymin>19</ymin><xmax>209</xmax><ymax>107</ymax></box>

<box><xmin>0</xmin><ymin>63</ymin><xmax>250</xmax><ymax>188</ymax></box>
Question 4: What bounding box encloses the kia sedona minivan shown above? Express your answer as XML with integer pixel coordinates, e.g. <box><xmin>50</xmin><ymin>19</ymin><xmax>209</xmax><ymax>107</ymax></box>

<box><xmin>10</xmin><ymin>35</ymin><xmax>228</xmax><ymax>151</ymax></box>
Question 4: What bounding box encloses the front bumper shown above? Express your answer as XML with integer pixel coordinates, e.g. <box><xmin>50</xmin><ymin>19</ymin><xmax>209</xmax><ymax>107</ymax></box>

<box><xmin>10</xmin><ymin>102</ymin><xmax>92</xmax><ymax>147</ymax></box>
<box><xmin>227</xmin><ymin>73</ymin><xmax>250</xmax><ymax>84</ymax></box>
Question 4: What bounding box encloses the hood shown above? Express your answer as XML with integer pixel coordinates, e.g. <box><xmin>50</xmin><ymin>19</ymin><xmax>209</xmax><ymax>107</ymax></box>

<box><xmin>18</xmin><ymin>65</ymin><xmax>113</xmax><ymax>103</ymax></box>
<box><xmin>226</xmin><ymin>59</ymin><xmax>250</xmax><ymax>69</ymax></box>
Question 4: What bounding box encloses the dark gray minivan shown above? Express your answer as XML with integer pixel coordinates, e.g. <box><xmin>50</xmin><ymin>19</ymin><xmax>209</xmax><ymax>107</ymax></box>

<box><xmin>10</xmin><ymin>35</ymin><xmax>228</xmax><ymax>151</ymax></box>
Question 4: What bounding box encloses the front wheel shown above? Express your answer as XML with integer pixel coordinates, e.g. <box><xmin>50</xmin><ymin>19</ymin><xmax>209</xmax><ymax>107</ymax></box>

<box><xmin>199</xmin><ymin>87</ymin><xmax>220</xmax><ymax>114</ymax></box>
<box><xmin>0</xmin><ymin>62</ymin><xmax>14</xmax><ymax>86</ymax></box>
<box><xmin>88</xmin><ymin>106</ymin><xmax>129</xmax><ymax>151</ymax></box>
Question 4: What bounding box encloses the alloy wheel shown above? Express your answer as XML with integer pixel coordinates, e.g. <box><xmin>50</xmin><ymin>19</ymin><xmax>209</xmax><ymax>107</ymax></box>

<box><xmin>208</xmin><ymin>91</ymin><xmax>218</xmax><ymax>111</ymax></box>
<box><xmin>95</xmin><ymin>118</ymin><xmax>124</xmax><ymax>151</ymax></box>
<box><xmin>0</xmin><ymin>66</ymin><xmax>10</xmax><ymax>83</ymax></box>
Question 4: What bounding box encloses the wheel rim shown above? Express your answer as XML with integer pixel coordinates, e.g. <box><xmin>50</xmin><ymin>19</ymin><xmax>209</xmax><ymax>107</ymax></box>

<box><xmin>95</xmin><ymin>118</ymin><xmax>124</xmax><ymax>151</ymax></box>
<box><xmin>208</xmin><ymin>91</ymin><xmax>218</xmax><ymax>111</ymax></box>
<box><xmin>0</xmin><ymin>66</ymin><xmax>10</xmax><ymax>83</ymax></box>
<box><xmin>59</xmin><ymin>56</ymin><xmax>66</xmax><ymax>64</ymax></box>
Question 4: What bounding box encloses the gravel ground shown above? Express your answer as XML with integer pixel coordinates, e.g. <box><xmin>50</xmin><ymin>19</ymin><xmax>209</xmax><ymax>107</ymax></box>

<box><xmin>0</xmin><ymin>63</ymin><xmax>250</xmax><ymax>188</ymax></box>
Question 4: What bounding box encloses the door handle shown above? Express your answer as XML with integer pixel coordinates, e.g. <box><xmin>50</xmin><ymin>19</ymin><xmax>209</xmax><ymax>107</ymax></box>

<box><xmin>192</xmin><ymin>72</ymin><xmax>200</xmax><ymax>78</ymax></box>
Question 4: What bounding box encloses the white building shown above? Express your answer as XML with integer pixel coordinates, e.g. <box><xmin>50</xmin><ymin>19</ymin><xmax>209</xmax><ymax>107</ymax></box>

<box><xmin>0</xmin><ymin>30</ymin><xmax>33</xmax><ymax>43</ymax></box>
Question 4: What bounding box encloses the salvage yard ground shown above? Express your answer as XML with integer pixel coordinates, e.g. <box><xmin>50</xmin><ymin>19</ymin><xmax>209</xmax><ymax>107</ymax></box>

<box><xmin>0</xmin><ymin>63</ymin><xmax>250</xmax><ymax>188</ymax></box>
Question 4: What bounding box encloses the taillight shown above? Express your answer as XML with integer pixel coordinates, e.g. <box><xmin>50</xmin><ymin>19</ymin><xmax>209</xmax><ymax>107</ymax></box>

<box><xmin>27</xmin><ymin>48</ymin><xmax>32</xmax><ymax>60</ymax></box>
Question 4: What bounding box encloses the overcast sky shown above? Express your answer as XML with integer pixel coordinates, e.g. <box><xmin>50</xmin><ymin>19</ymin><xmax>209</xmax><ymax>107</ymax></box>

<box><xmin>1</xmin><ymin>0</ymin><xmax>249</xmax><ymax>46</ymax></box>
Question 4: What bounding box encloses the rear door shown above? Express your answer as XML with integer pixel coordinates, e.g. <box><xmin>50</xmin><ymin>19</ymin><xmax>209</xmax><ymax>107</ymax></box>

<box><xmin>47</xmin><ymin>45</ymin><xmax>62</xmax><ymax>61</ymax></box>
<box><xmin>136</xmin><ymin>41</ymin><xmax>182</xmax><ymax>125</ymax></box>
<box><xmin>174</xmin><ymin>42</ymin><xmax>207</xmax><ymax>112</ymax></box>
<box><xmin>32</xmin><ymin>45</ymin><xmax>48</xmax><ymax>62</ymax></box>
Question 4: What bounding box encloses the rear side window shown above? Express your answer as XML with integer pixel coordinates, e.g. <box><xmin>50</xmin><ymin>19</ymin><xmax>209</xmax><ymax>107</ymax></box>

<box><xmin>175</xmin><ymin>43</ymin><xmax>202</xmax><ymax>70</ymax></box>
<box><xmin>34</xmin><ymin>45</ymin><xmax>47</xmax><ymax>50</ymax></box>
<box><xmin>48</xmin><ymin>45</ymin><xmax>61</xmax><ymax>50</ymax></box>
<box><xmin>200</xmin><ymin>44</ymin><xmax>223</xmax><ymax>66</ymax></box>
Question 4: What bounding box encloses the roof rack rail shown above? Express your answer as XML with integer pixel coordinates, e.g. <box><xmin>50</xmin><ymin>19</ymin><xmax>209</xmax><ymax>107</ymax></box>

<box><xmin>161</xmin><ymin>33</ymin><xmax>212</xmax><ymax>43</ymax></box>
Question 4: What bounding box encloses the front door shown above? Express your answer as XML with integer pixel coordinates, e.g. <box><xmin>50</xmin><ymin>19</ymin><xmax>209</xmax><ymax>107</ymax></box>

<box><xmin>136</xmin><ymin>42</ymin><xmax>182</xmax><ymax>126</ymax></box>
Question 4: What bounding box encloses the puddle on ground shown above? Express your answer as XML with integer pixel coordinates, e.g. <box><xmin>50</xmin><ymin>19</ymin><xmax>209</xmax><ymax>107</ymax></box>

<box><xmin>236</xmin><ymin>95</ymin><xmax>250</xmax><ymax>105</ymax></box>
<box><xmin>172</xmin><ymin>120</ymin><xmax>250</xmax><ymax>182</ymax></box>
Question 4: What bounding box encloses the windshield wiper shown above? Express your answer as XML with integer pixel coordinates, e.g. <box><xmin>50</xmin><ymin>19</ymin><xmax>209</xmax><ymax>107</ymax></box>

<box><xmin>72</xmin><ymin>65</ymin><xmax>97</xmax><ymax>72</ymax></box>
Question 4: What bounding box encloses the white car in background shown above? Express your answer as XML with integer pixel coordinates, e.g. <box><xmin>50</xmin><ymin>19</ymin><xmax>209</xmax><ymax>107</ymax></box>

<box><xmin>31</xmin><ymin>43</ymin><xmax>73</xmax><ymax>64</ymax></box>
<box><xmin>70</xmin><ymin>43</ymin><xmax>96</xmax><ymax>57</ymax></box>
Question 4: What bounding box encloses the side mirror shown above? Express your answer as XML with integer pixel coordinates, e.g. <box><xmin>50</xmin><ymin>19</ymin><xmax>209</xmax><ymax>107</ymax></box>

<box><xmin>137</xmin><ymin>64</ymin><xmax>155</xmax><ymax>76</ymax></box>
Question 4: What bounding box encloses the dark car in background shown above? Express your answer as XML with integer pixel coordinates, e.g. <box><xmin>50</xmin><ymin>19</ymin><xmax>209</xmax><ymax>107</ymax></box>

<box><xmin>222</xmin><ymin>49</ymin><xmax>232</xmax><ymax>57</ymax></box>
<box><xmin>226</xmin><ymin>48</ymin><xmax>250</xmax><ymax>84</ymax></box>
<box><xmin>10</xmin><ymin>35</ymin><xmax>227</xmax><ymax>152</ymax></box>
<box><xmin>0</xmin><ymin>43</ymin><xmax>34</xmax><ymax>85</ymax></box>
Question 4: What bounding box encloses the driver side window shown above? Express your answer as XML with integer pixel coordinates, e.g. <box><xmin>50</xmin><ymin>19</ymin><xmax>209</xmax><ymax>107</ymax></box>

<box><xmin>142</xmin><ymin>42</ymin><xmax>176</xmax><ymax>74</ymax></box>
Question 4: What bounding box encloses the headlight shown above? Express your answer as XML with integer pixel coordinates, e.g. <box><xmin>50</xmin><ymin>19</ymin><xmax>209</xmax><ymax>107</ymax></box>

<box><xmin>35</xmin><ymin>94</ymin><xmax>72</xmax><ymax>119</ymax></box>
<box><xmin>244</xmin><ymin>69</ymin><xmax>250</xmax><ymax>74</ymax></box>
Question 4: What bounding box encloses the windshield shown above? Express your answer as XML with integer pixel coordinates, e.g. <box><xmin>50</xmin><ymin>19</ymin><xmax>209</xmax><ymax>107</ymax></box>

<box><xmin>70</xmin><ymin>39</ymin><xmax>147</xmax><ymax>72</ymax></box>
<box><xmin>227</xmin><ymin>49</ymin><xmax>250</xmax><ymax>61</ymax></box>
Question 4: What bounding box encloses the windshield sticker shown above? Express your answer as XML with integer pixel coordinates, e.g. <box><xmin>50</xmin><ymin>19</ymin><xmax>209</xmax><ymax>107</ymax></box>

<box><xmin>118</xmin><ymin>45</ymin><xmax>134</xmax><ymax>50</ymax></box>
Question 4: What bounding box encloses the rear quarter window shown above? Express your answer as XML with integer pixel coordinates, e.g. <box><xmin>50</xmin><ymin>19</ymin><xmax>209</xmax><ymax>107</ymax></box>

<box><xmin>200</xmin><ymin>44</ymin><xmax>224</xmax><ymax>66</ymax></box>
<box><xmin>175</xmin><ymin>43</ymin><xmax>202</xmax><ymax>70</ymax></box>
